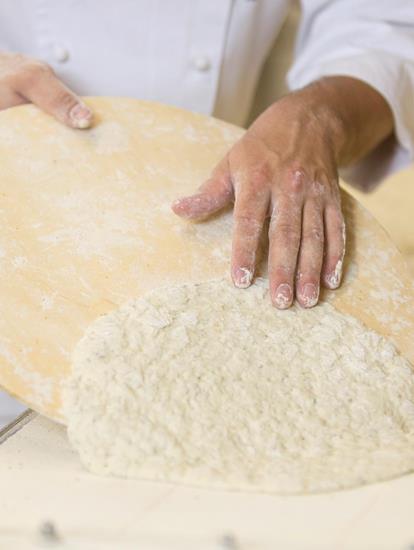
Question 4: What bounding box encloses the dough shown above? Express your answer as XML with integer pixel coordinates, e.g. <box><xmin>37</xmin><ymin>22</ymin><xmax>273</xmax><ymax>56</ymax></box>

<box><xmin>63</xmin><ymin>279</ymin><xmax>414</xmax><ymax>494</ymax></box>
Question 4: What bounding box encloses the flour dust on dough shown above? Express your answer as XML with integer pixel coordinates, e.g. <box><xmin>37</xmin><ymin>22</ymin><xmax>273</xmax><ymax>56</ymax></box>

<box><xmin>63</xmin><ymin>279</ymin><xmax>414</xmax><ymax>494</ymax></box>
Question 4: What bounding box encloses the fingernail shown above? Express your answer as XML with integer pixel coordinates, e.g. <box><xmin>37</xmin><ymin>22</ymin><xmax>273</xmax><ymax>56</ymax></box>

<box><xmin>171</xmin><ymin>197</ymin><xmax>194</xmax><ymax>218</ymax></box>
<box><xmin>70</xmin><ymin>103</ymin><xmax>92</xmax><ymax>129</ymax></box>
<box><xmin>234</xmin><ymin>267</ymin><xmax>253</xmax><ymax>289</ymax></box>
<box><xmin>274</xmin><ymin>283</ymin><xmax>292</xmax><ymax>309</ymax></box>
<box><xmin>325</xmin><ymin>260</ymin><xmax>343</xmax><ymax>289</ymax></box>
<box><xmin>300</xmin><ymin>283</ymin><xmax>319</xmax><ymax>308</ymax></box>
<box><xmin>171</xmin><ymin>198</ymin><xmax>185</xmax><ymax>210</ymax></box>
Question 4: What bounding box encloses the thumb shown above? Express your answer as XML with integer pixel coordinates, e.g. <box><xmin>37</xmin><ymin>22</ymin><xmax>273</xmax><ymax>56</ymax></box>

<box><xmin>16</xmin><ymin>62</ymin><xmax>93</xmax><ymax>129</ymax></box>
<box><xmin>171</xmin><ymin>159</ymin><xmax>234</xmax><ymax>220</ymax></box>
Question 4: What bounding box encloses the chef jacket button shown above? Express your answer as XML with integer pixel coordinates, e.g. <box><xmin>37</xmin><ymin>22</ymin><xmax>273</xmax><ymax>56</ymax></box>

<box><xmin>192</xmin><ymin>55</ymin><xmax>211</xmax><ymax>72</ymax></box>
<box><xmin>53</xmin><ymin>45</ymin><xmax>70</xmax><ymax>63</ymax></box>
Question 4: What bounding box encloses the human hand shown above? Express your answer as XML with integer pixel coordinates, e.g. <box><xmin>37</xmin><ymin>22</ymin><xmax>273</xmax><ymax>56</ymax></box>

<box><xmin>172</xmin><ymin>85</ymin><xmax>346</xmax><ymax>309</ymax></box>
<box><xmin>0</xmin><ymin>51</ymin><xmax>92</xmax><ymax>128</ymax></box>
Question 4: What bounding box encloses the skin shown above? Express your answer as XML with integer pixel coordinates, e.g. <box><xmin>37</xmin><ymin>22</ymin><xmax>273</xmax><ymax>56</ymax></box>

<box><xmin>172</xmin><ymin>76</ymin><xmax>394</xmax><ymax>308</ymax></box>
<box><xmin>0</xmin><ymin>51</ymin><xmax>93</xmax><ymax>128</ymax></box>
<box><xmin>0</xmin><ymin>53</ymin><xmax>393</xmax><ymax>309</ymax></box>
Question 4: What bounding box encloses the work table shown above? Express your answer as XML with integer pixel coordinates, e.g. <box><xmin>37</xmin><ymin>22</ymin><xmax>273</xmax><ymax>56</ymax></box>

<box><xmin>1</xmin><ymin>413</ymin><xmax>414</xmax><ymax>550</ymax></box>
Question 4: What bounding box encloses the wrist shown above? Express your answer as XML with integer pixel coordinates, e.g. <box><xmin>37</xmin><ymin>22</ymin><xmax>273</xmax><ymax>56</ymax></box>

<box><xmin>249</xmin><ymin>75</ymin><xmax>393</xmax><ymax>169</ymax></box>
<box><xmin>251</xmin><ymin>87</ymin><xmax>346</xmax><ymax>167</ymax></box>
<box><xmin>287</xmin><ymin>76</ymin><xmax>393</xmax><ymax>166</ymax></box>
<box><xmin>280</xmin><ymin>80</ymin><xmax>350</xmax><ymax>163</ymax></box>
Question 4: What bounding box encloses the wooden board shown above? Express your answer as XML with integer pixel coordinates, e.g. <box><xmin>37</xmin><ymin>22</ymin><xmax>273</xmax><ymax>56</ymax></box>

<box><xmin>343</xmin><ymin>167</ymin><xmax>414</xmax><ymax>275</ymax></box>
<box><xmin>0</xmin><ymin>97</ymin><xmax>413</xmax><ymax>423</ymax></box>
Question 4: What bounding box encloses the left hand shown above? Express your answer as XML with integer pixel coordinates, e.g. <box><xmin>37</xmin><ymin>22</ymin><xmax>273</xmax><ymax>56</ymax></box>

<box><xmin>172</xmin><ymin>85</ymin><xmax>346</xmax><ymax>309</ymax></box>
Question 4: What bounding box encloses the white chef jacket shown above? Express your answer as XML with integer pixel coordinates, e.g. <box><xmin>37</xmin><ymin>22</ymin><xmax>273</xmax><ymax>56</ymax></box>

<box><xmin>0</xmin><ymin>1</ymin><xmax>414</xmax><ymax>185</ymax></box>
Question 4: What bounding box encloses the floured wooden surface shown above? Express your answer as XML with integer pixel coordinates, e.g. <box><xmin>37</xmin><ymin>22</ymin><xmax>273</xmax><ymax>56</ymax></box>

<box><xmin>343</xmin><ymin>166</ymin><xmax>414</xmax><ymax>275</ymax></box>
<box><xmin>0</xmin><ymin>97</ymin><xmax>413</xmax><ymax>422</ymax></box>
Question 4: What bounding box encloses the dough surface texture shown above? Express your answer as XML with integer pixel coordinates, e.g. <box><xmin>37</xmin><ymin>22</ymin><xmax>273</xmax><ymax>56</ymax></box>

<box><xmin>63</xmin><ymin>279</ymin><xmax>414</xmax><ymax>494</ymax></box>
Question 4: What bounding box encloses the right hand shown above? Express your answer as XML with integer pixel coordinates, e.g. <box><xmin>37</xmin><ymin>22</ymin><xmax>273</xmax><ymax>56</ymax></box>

<box><xmin>0</xmin><ymin>51</ymin><xmax>92</xmax><ymax>128</ymax></box>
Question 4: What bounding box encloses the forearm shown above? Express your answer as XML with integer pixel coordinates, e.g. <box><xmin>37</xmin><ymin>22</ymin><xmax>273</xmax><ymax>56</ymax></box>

<box><xmin>290</xmin><ymin>76</ymin><xmax>394</xmax><ymax>167</ymax></box>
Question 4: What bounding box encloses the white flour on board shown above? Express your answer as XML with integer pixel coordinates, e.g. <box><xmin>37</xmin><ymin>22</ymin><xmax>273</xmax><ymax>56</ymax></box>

<box><xmin>63</xmin><ymin>278</ymin><xmax>414</xmax><ymax>495</ymax></box>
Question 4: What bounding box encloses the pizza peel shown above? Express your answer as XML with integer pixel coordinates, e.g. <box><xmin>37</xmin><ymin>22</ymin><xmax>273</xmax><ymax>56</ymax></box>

<box><xmin>0</xmin><ymin>97</ymin><xmax>412</xmax><ymax>423</ymax></box>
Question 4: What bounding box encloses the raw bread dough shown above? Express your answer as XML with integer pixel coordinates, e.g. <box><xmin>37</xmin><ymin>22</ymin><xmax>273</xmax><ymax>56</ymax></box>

<box><xmin>63</xmin><ymin>279</ymin><xmax>414</xmax><ymax>494</ymax></box>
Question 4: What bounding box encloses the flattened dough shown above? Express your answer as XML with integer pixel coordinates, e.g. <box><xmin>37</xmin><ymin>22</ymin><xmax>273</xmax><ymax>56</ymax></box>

<box><xmin>63</xmin><ymin>279</ymin><xmax>414</xmax><ymax>494</ymax></box>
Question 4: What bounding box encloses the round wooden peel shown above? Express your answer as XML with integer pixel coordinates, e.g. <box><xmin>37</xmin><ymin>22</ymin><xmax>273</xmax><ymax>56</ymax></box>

<box><xmin>0</xmin><ymin>97</ymin><xmax>413</xmax><ymax>423</ymax></box>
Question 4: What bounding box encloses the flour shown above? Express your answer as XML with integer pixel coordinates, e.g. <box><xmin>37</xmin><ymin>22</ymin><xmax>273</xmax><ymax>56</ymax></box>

<box><xmin>63</xmin><ymin>279</ymin><xmax>414</xmax><ymax>494</ymax></box>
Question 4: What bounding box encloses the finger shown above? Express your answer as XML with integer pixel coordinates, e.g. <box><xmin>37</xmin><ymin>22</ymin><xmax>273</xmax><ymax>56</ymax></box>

<box><xmin>171</xmin><ymin>158</ymin><xmax>233</xmax><ymax>220</ymax></box>
<box><xmin>268</xmin><ymin>196</ymin><xmax>303</xmax><ymax>309</ymax></box>
<box><xmin>231</xmin><ymin>179</ymin><xmax>270</xmax><ymax>289</ymax></box>
<box><xmin>295</xmin><ymin>200</ymin><xmax>324</xmax><ymax>308</ymax></box>
<box><xmin>13</xmin><ymin>61</ymin><xmax>93</xmax><ymax>129</ymax></box>
<box><xmin>322</xmin><ymin>204</ymin><xmax>346</xmax><ymax>289</ymax></box>
<box><xmin>0</xmin><ymin>87</ymin><xmax>26</xmax><ymax>110</ymax></box>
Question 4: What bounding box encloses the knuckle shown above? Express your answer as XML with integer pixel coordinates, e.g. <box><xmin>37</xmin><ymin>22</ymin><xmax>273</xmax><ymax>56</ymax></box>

<box><xmin>285</xmin><ymin>165</ymin><xmax>307</xmax><ymax>194</ymax></box>
<box><xmin>277</xmin><ymin>222</ymin><xmax>297</xmax><ymax>236</ymax></box>
<box><xmin>272</xmin><ymin>222</ymin><xmax>301</xmax><ymax>247</ymax></box>
<box><xmin>247</xmin><ymin>161</ymin><xmax>273</xmax><ymax>192</ymax></box>
<box><xmin>25</xmin><ymin>60</ymin><xmax>53</xmax><ymax>77</ymax></box>
<box><xmin>303</xmin><ymin>227</ymin><xmax>324</xmax><ymax>243</ymax></box>
<box><xmin>53</xmin><ymin>90</ymin><xmax>77</xmax><ymax>111</ymax></box>
<box><xmin>18</xmin><ymin>60</ymin><xmax>53</xmax><ymax>86</ymax></box>
<box><xmin>296</xmin><ymin>254</ymin><xmax>322</xmax><ymax>276</ymax></box>
<box><xmin>234</xmin><ymin>214</ymin><xmax>263</xmax><ymax>234</ymax></box>
<box><xmin>310</xmin><ymin>179</ymin><xmax>327</xmax><ymax>198</ymax></box>
<box><xmin>270</xmin><ymin>264</ymin><xmax>295</xmax><ymax>280</ymax></box>
<box><xmin>295</xmin><ymin>272</ymin><xmax>322</xmax><ymax>288</ymax></box>
<box><xmin>297</xmin><ymin>269</ymin><xmax>319</xmax><ymax>282</ymax></box>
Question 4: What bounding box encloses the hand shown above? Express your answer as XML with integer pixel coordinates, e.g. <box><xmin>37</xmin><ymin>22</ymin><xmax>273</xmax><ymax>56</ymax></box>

<box><xmin>172</xmin><ymin>85</ymin><xmax>347</xmax><ymax>309</ymax></box>
<box><xmin>0</xmin><ymin>51</ymin><xmax>92</xmax><ymax>128</ymax></box>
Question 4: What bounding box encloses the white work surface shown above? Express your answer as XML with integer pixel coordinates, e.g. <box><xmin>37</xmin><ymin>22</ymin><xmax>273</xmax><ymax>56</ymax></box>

<box><xmin>0</xmin><ymin>415</ymin><xmax>414</xmax><ymax>550</ymax></box>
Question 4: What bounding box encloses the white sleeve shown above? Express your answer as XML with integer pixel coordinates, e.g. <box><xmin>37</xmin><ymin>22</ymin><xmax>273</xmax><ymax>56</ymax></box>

<box><xmin>287</xmin><ymin>0</ymin><xmax>414</xmax><ymax>189</ymax></box>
